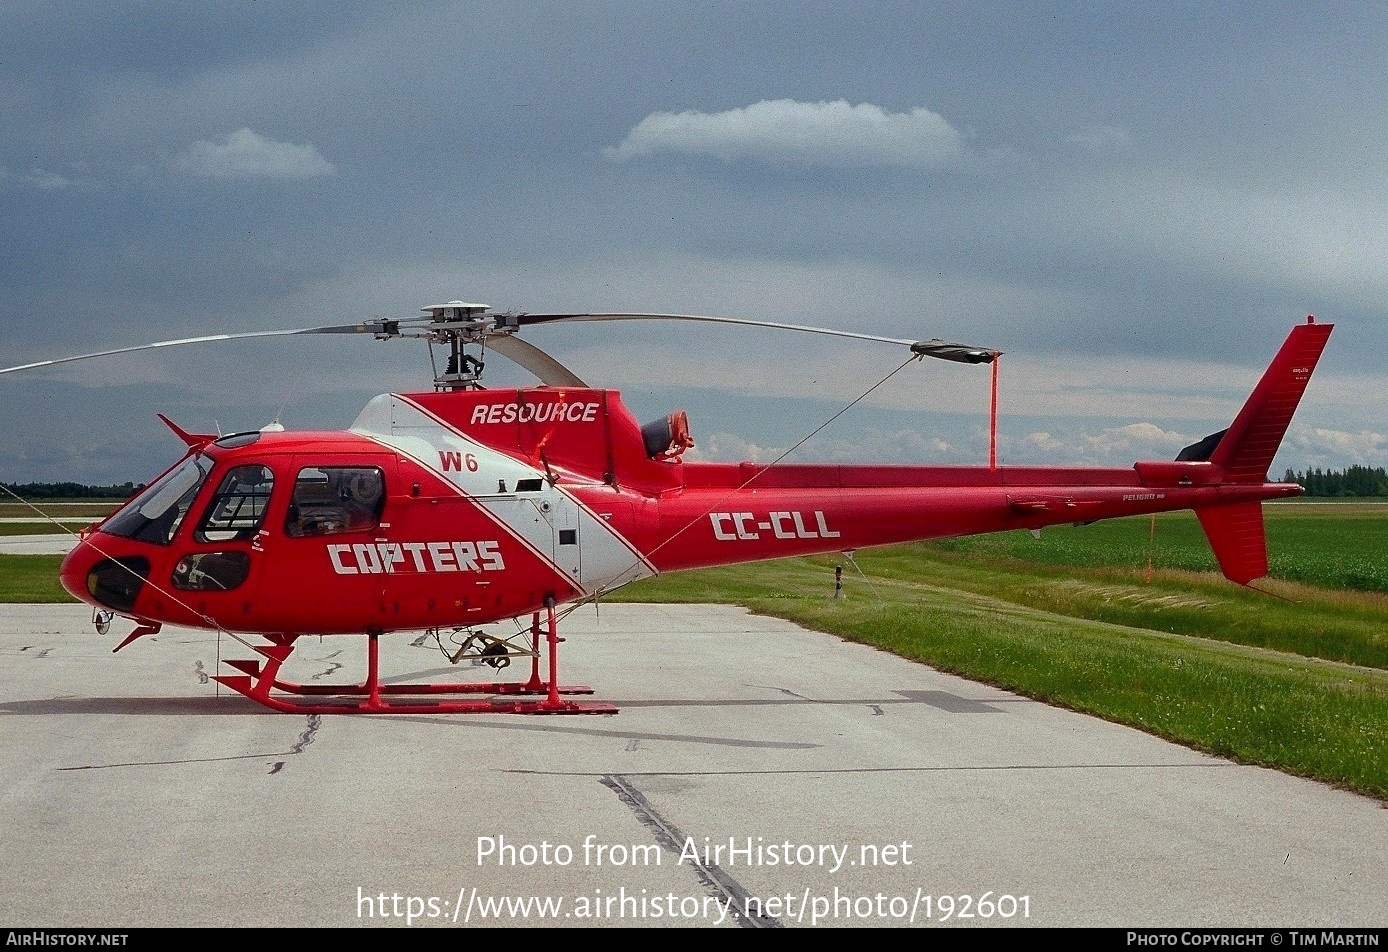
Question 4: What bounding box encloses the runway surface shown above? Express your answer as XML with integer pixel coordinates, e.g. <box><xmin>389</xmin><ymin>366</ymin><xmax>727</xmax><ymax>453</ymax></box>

<box><xmin>1</xmin><ymin>602</ymin><xmax>1383</xmax><ymax>929</ymax></box>
<box><xmin>0</xmin><ymin>533</ymin><xmax>79</xmax><ymax>555</ymax></box>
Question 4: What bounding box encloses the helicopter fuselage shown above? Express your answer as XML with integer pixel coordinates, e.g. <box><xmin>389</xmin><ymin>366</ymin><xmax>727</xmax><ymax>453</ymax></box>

<box><xmin>59</xmin><ymin>383</ymin><xmax>1300</xmax><ymax>638</ymax></box>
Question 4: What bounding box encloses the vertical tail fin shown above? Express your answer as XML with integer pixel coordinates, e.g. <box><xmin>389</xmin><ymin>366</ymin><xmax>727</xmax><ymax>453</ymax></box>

<box><xmin>1205</xmin><ymin>317</ymin><xmax>1334</xmax><ymax>482</ymax></box>
<box><xmin>1178</xmin><ymin>318</ymin><xmax>1332</xmax><ymax>584</ymax></box>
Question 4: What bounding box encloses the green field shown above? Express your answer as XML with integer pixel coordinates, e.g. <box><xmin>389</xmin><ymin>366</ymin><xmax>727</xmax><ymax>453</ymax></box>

<box><xmin>0</xmin><ymin>501</ymin><xmax>113</xmax><ymax>537</ymax></box>
<box><xmin>0</xmin><ymin>523</ymin><xmax>91</xmax><ymax>536</ymax></box>
<box><xmin>928</xmin><ymin>502</ymin><xmax>1388</xmax><ymax>594</ymax></box>
<box><xmin>0</xmin><ymin>555</ymin><xmax>73</xmax><ymax>602</ymax></box>
<box><xmin>3</xmin><ymin>501</ymin><xmax>1385</xmax><ymax>801</ymax></box>
<box><xmin>0</xmin><ymin>502</ymin><xmax>119</xmax><ymax>518</ymax></box>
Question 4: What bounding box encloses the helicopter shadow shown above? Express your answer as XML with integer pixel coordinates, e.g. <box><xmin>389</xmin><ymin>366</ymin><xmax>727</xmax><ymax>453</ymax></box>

<box><xmin>353</xmin><ymin>688</ymin><xmax>1004</xmax><ymax>750</ymax></box>
<box><xmin>0</xmin><ymin>687</ymin><xmax>1000</xmax><ymax>719</ymax></box>
<box><xmin>0</xmin><ymin>695</ymin><xmax>266</xmax><ymax>716</ymax></box>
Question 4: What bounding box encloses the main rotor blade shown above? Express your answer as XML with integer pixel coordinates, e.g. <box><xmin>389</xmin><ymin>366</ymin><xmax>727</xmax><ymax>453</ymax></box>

<box><xmin>500</xmin><ymin>312</ymin><xmax>999</xmax><ymax>363</ymax></box>
<box><xmin>484</xmin><ymin>334</ymin><xmax>588</xmax><ymax>387</ymax></box>
<box><xmin>907</xmin><ymin>340</ymin><xmax>999</xmax><ymax>364</ymax></box>
<box><xmin>0</xmin><ymin>322</ymin><xmax>406</xmax><ymax>377</ymax></box>
<box><xmin>0</xmin><ymin>306</ymin><xmax>998</xmax><ymax>381</ymax></box>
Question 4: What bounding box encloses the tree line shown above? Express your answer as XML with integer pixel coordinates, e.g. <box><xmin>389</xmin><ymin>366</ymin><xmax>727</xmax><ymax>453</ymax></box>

<box><xmin>1281</xmin><ymin>465</ymin><xmax>1388</xmax><ymax>497</ymax></box>
<box><xmin>0</xmin><ymin>481</ymin><xmax>142</xmax><ymax>500</ymax></box>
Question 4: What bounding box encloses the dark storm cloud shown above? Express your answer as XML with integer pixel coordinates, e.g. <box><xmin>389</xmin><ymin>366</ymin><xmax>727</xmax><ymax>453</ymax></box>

<box><xmin>2</xmin><ymin>2</ymin><xmax>1385</xmax><ymax>482</ymax></box>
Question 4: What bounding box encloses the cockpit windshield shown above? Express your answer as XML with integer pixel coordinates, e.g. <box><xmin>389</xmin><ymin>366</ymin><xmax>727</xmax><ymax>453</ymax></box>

<box><xmin>102</xmin><ymin>453</ymin><xmax>214</xmax><ymax>545</ymax></box>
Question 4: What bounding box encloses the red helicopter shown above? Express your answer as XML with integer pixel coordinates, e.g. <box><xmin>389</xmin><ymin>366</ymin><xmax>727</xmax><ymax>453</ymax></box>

<box><xmin>1</xmin><ymin>304</ymin><xmax>1333</xmax><ymax>715</ymax></box>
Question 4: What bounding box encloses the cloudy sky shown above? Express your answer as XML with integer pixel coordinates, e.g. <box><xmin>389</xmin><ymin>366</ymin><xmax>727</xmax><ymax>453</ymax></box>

<box><xmin>2</xmin><ymin>1</ymin><xmax>1385</xmax><ymax>486</ymax></box>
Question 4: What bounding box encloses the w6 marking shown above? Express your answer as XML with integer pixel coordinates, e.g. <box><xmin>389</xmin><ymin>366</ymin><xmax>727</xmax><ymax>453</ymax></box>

<box><xmin>440</xmin><ymin>451</ymin><xmax>480</xmax><ymax>472</ymax></box>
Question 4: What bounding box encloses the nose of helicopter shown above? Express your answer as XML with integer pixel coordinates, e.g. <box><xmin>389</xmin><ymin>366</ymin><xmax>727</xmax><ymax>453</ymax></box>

<box><xmin>60</xmin><ymin>536</ymin><xmax>151</xmax><ymax>613</ymax></box>
<box><xmin>58</xmin><ymin>540</ymin><xmax>92</xmax><ymax>603</ymax></box>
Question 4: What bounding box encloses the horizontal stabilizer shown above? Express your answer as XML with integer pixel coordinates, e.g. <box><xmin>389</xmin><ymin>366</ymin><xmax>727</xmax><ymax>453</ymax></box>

<box><xmin>1197</xmin><ymin>501</ymin><xmax>1268</xmax><ymax>584</ymax></box>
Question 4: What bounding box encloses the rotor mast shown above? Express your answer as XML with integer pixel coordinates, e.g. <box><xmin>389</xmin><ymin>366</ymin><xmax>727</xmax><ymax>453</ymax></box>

<box><xmin>421</xmin><ymin>301</ymin><xmax>494</xmax><ymax>390</ymax></box>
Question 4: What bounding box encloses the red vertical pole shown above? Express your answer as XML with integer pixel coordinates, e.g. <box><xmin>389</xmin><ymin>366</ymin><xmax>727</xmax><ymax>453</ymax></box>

<box><xmin>545</xmin><ymin>598</ymin><xmax>561</xmax><ymax>708</ymax></box>
<box><xmin>989</xmin><ymin>354</ymin><xmax>1000</xmax><ymax>469</ymax></box>
<box><xmin>1145</xmin><ymin>513</ymin><xmax>1157</xmax><ymax>585</ymax></box>
<box><xmin>523</xmin><ymin>611</ymin><xmax>544</xmax><ymax>692</ymax></box>
<box><xmin>366</xmin><ymin>632</ymin><xmax>381</xmax><ymax>711</ymax></box>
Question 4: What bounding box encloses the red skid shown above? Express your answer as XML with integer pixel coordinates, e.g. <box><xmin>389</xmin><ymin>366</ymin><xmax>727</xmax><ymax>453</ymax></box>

<box><xmin>213</xmin><ymin>602</ymin><xmax>614</xmax><ymax>715</ymax></box>
<box><xmin>211</xmin><ymin>675</ymin><xmax>615</xmax><ymax>715</ymax></box>
<box><xmin>266</xmin><ymin>678</ymin><xmax>595</xmax><ymax>697</ymax></box>
<box><xmin>218</xmin><ymin>660</ymin><xmax>596</xmax><ymax>696</ymax></box>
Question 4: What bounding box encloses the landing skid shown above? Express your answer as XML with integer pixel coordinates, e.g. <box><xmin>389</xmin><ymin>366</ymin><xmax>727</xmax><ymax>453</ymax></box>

<box><xmin>212</xmin><ymin>600</ymin><xmax>616</xmax><ymax>715</ymax></box>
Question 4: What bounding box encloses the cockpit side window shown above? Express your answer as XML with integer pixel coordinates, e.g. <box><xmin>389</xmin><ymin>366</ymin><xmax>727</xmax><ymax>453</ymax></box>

<box><xmin>285</xmin><ymin>466</ymin><xmax>385</xmax><ymax>537</ymax></box>
<box><xmin>103</xmin><ymin>454</ymin><xmax>214</xmax><ymax>545</ymax></box>
<box><xmin>196</xmin><ymin>464</ymin><xmax>276</xmax><ymax>543</ymax></box>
